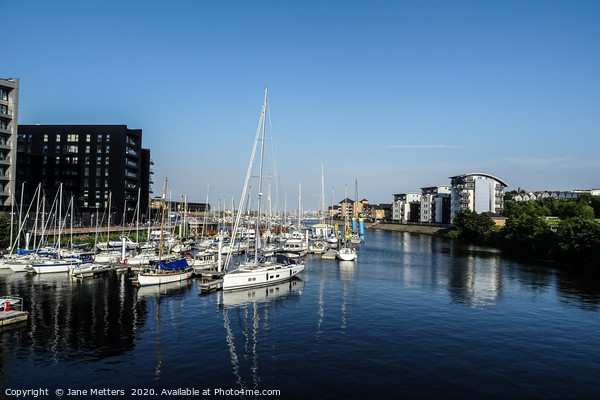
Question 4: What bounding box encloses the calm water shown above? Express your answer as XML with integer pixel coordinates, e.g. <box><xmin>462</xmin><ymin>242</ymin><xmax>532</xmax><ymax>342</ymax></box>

<box><xmin>1</xmin><ymin>229</ymin><xmax>600</xmax><ymax>399</ymax></box>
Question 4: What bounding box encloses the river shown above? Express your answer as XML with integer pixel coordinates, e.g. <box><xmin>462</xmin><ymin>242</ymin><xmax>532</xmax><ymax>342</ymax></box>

<box><xmin>1</xmin><ymin>229</ymin><xmax>599</xmax><ymax>399</ymax></box>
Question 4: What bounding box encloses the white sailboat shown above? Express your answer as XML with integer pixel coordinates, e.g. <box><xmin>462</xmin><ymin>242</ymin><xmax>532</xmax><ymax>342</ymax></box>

<box><xmin>135</xmin><ymin>179</ymin><xmax>194</xmax><ymax>286</ymax></box>
<box><xmin>336</xmin><ymin>185</ymin><xmax>357</xmax><ymax>262</ymax></box>
<box><xmin>222</xmin><ymin>88</ymin><xmax>305</xmax><ymax>291</ymax></box>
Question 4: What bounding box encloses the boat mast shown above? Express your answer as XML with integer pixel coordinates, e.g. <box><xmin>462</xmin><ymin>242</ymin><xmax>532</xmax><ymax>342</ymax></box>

<box><xmin>320</xmin><ymin>162</ymin><xmax>325</xmax><ymax>223</ymax></box>
<box><xmin>158</xmin><ymin>178</ymin><xmax>168</xmax><ymax>264</ymax></box>
<box><xmin>224</xmin><ymin>87</ymin><xmax>268</xmax><ymax>271</ymax></box>
<box><xmin>255</xmin><ymin>87</ymin><xmax>268</xmax><ymax>264</ymax></box>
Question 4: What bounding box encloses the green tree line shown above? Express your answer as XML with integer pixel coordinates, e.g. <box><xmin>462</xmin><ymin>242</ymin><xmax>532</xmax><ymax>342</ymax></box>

<box><xmin>448</xmin><ymin>195</ymin><xmax>600</xmax><ymax>267</ymax></box>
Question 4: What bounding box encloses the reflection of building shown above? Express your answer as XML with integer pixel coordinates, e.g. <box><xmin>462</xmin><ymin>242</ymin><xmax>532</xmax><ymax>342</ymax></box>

<box><xmin>392</xmin><ymin>193</ymin><xmax>421</xmax><ymax>223</ymax></box>
<box><xmin>16</xmin><ymin>125</ymin><xmax>152</xmax><ymax>225</ymax></box>
<box><xmin>450</xmin><ymin>173</ymin><xmax>508</xmax><ymax>222</ymax></box>
<box><xmin>0</xmin><ymin>78</ymin><xmax>19</xmax><ymax>208</ymax></box>
<box><xmin>448</xmin><ymin>248</ymin><xmax>504</xmax><ymax>307</ymax></box>
<box><xmin>420</xmin><ymin>185</ymin><xmax>451</xmax><ymax>224</ymax></box>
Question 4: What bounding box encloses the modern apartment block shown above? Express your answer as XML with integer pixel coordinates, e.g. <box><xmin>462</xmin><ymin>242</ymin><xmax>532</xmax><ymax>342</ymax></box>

<box><xmin>449</xmin><ymin>173</ymin><xmax>508</xmax><ymax>221</ymax></box>
<box><xmin>392</xmin><ymin>192</ymin><xmax>422</xmax><ymax>223</ymax></box>
<box><xmin>17</xmin><ymin>125</ymin><xmax>152</xmax><ymax>226</ymax></box>
<box><xmin>420</xmin><ymin>185</ymin><xmax>451</xmax><ymax>224</ymax></box>
<box><xmin>0</xmin><ymin>78</ymin><xmax>19</xmax><ymax>208</ymax></box>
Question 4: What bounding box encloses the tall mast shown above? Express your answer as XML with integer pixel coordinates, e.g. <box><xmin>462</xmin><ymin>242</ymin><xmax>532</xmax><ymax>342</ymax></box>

<box><xmin>158</xmin><ymin>178</ymin><xmax>168</xmax><ymax>262</ymax></box>
<box><xmin>255</xmin><ymin>87</ymin><xmax>268</xmax><ymax>264</ymax></box>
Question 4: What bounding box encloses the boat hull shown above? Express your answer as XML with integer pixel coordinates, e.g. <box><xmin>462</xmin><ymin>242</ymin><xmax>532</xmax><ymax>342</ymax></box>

<box><xmin>136</xmin><ymin>268</ymin><xmax>194</xmax><ymax>286</ymax></box>
<box><xmin>336</xmin><ymin>249</ymin><xmax>357</xmax><ymax>261</ymax></box>
<box><xmin>222</xmin><ymin>264</ymin><xmax>304</xmax><ymax>291</ymax></box>
<box><xmin>30</xmin><ymin>260</ymin><xmax>81</xmax><ymax>274</ymax></box>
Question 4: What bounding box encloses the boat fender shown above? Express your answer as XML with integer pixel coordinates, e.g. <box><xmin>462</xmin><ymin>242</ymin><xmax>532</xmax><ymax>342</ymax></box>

<box><xmin>4</xmin><ymin>301</ymin><xmax>9</xmax><ymax>312</ymax></box>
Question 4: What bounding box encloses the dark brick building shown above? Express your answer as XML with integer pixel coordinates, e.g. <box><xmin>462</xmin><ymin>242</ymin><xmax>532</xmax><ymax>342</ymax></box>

<box><xmin>17</xmin><ymin>125</ymin><xmax>152</xmax><ymax>226</ymax></box>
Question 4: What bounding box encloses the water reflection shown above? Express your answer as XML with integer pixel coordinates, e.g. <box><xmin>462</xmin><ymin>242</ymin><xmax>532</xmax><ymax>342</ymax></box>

<box><xmin>218</xmin><ymin>279</ymin><xmax>303</xmax><ymax>394</ymax></box>
<box><xmin>449</xmin><ymin>252</ymin><xmax>503</xmax><ymax>308</ymax></box>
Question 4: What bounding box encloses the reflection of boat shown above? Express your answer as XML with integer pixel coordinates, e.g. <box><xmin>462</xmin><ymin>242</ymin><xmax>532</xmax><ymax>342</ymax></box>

<box><xmin>220</xmin><ymin>276</ymin><xmax>303</xmax><ymax>394</ymax></box>
<box><xmin>220</xmin><ymin>278</ymin><xmax>304</xmax><ymax>308</ymax></box>
<box><xmin>136</xmin><ymin>279</ymin><xmax>192</xmax><ymax>299</ymax></box>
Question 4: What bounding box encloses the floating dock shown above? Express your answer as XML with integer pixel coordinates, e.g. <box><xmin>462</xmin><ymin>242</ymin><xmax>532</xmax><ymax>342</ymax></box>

<box><xmin>1</xmin><ymin>310</ymin><xmax>29</xmax><ymax>327</ymax></box>
<box><xmin>322</xmin><ymin>249</ymin><xmax>337</xmax><ymax>260</ymax></box>
<box><xmin>1</xmin><ymin>297</ymin><xmax>29</xmax><ymax>327</ymax></box>
<box><xmin>199</xmin><ymin>278</ymin><xmax>224</xmax><ymax>294</ymax></box>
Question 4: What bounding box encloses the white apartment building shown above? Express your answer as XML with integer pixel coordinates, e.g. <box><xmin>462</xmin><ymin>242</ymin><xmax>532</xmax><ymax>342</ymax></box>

<box><xmin>392</xmin><ymin>192</ymin><xmax>422</xmax><ymax>223</ymax></box>
<box><xmin>420</xmin><ymin>185</ymin><xmax>451</xmax><ymax>223</ymax></box>
<box><xmin>0</xmin><ymin>78</ymin><xmax>19</xmax><ymax>207</ymax></box>
<box><xmin>450</xmin><ymin>173</ymin><xmax>508</xmax><ymax>221</ymax></box>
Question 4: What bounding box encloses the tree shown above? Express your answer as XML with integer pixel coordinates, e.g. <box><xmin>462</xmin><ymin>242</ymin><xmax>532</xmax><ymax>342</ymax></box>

<box><xmin>0</xmin><ymin>213</ymin><xmax>14</xmax><ymax>249</ymax></box>
<box><xmin>451</xmin><ymin>209</ymin><xmax>496</xmax><ymax>243</ymax></box>
<box><xmin>555</xmin><ymin>218</ymin><xmax>600</xmax><ymax>266</ymax></box>
<box><xmin>501</xmin><ymin>213</ymin><xmax>554</xmax><ymax>255</ymax></box>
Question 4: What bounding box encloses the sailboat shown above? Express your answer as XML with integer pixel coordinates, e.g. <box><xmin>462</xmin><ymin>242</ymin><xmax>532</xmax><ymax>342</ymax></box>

<box><xmin>336</xmin><ymin>185</ymin><xmax>357</xmax><ymax>261</ymax></box>
<box><xmin>135</xmin><ymin>178</ymin><xmax>194</xmax><ymax>286</ymax></box>
<box><xmin>222</xmin><ymin>88</ymin><xmax>304</xmax><ymax>291</ymax></box>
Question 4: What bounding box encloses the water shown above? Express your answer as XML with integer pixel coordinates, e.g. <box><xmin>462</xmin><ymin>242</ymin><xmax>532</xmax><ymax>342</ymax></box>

<box><xmin>1</xmin><ymin>230</ymin><xmax>599</xmax><ymax>399</ymax></box>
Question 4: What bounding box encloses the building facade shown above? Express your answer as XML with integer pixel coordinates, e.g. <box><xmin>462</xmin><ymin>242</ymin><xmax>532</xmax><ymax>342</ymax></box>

<box><xmin>17</xmin><ymin>125</ymin><xmax>152</xmax><ymax>226</ymax></box>
<box><xmin>449</xmin><ymin>173</ymin><xmax>508</xmax><ymax>221</ymax></box>
<box><xmin>392</xmin><ymin>192</ymin><xmax>422</xmax><ymax>223</ymax></box>
<box><xmin>0</xmin><ymin>78</ymin><xmax>19</xmax><ymax>208</ymax></box>
<box><xmin>420</xmin><ymin>185</ymin><xmax>451</xmax><ymax>224</ymax></box>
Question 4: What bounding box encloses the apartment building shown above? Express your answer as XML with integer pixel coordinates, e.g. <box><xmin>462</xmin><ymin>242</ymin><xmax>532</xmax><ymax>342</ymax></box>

<box><xmin>450</xmin><ymin>173</ymin><xmax>508</xmax><ymax>221</ymax></box>
<box><xmin>392</xmin><ymin>192</ymin><xmax>422</xmax><ymax>223</ymax></box>
<box><xmin>0</xmin><ymin>78</ymin><xmax>19</xmax><ymax>208</ymax></box>
<box><xmin>17</xmin><ymin>125</ymin><xmax>152</xmax><ymax>226</ymax></box>
<box><xmin>420</xmin><ymin>185</ymin><xmax>451</xmax><ymax>224</ymax></box>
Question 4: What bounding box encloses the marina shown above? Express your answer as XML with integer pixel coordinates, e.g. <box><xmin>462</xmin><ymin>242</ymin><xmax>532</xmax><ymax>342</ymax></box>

<box><xmin>1</xmin><ymin>229</ymin><xmax>599</xmax><ymax>399</ymax></box>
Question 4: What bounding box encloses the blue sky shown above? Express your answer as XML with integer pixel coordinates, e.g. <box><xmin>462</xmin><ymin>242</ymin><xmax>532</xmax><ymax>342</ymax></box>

<box><xmin>4</xmin><ymin>0</ymin><xmax>600</xmax><ymax>211</ymax></box>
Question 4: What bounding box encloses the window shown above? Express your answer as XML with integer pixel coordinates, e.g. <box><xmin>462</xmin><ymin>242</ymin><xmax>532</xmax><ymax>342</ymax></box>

<box><xmin>56</xmin><ymin>134</ymin><xmax>61</xmax><ymax>142</ymax></box>
<box><xmin>85</xmin><ymin>145</ymin><xmax>90</xmax><ymax>154</ymax></box>
<box><xmin>97</xmin><ymin>134</ymin><xmax>102</xmax><ymax>141</ymax></box>
<box><xmin>55</xmin><ymin>156</ymin><xmax>60</xmax><ymax>165</ymax></box>
<box><xmin>0</xmin><ymin>88</ymin><xmax>7</xmax><ymax>101</ymax></box>
<box><xmin>86</xmin><ymin>134</ymin><xmax>91</xmax><ymax>142</ymax></box>
<box><xmin>44</xmin><ymin>134</ymin><xmax>48</xmax><ymax>142</ymax></box>
<box><xmin>67</xmin><ymin>134</ymin><xmax>78</xmax><ymax>142</ymax></box>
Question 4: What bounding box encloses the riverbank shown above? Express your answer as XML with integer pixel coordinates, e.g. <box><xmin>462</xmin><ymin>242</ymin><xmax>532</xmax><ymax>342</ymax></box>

<box><xmin>365</xmin><ymin>221</ymin><xmax>451</xmax><ymax>236</ymax></box>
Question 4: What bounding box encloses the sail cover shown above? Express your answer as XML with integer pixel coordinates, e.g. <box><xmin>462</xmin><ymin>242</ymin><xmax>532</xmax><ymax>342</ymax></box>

<box><xmin>157</xmin><ymin>258</ymin><xmax>189</xmax><ymax>270</ymax></box>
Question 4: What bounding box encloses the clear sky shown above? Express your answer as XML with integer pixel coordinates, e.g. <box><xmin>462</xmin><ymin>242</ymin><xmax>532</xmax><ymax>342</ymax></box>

<box><xmin>4</xmin><ymin>0</ymin><xmax>600</xmax><ymax>211</ymax></box>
